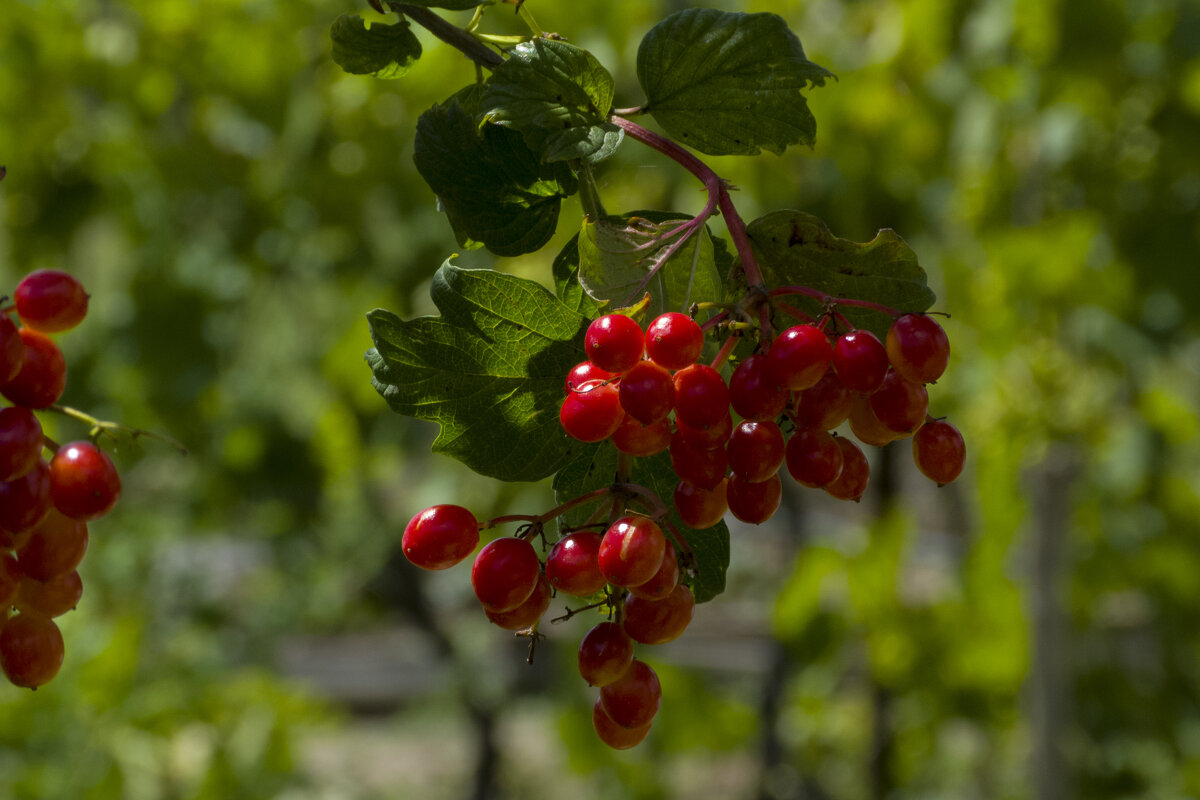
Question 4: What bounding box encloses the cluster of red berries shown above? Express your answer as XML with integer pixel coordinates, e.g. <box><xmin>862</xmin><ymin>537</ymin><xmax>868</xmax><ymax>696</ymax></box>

<box><xmin>0</xmin><ymin>270</ymin><xmax>122</xmax><ymax>688</ymax></box>
<box><xmin>403</xmin><ymin>504</ymin><xmax>689</xmax><ymax>749</ymax></box>
<box><xmin>560</xmin><ymin>310</ymin><xmax>966</xmax><ymax>528</ymax></box>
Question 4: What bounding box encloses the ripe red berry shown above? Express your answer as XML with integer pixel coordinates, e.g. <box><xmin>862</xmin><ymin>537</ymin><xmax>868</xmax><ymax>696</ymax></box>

<box><xmin>14</xmin><ymin>270</ymin><xmax>89</xmax><ymax>334</ymax></box>
<box><xmin>0</xmin><ymin>554</ymin><xmax>22</xmax><ymax>608</ymax></box>
<box><xmin>599</xmin><ymin>658</ymin><xmax>662</xmax><ymax>729</ymax></box>
<box><xmin>48</xmin><ymin>441</ymin><xmax>121</xmax><ymax>521</ymax></box>
<box><xmin>0</xmin><ymin>612</ymin><xmax>65</xmax><ymax>688</ymax></box>
<box><xmin>585</xmin><ymin>314</ymin><xmax>644</xmax><ymax>374</ymax></box>
<box><xmin>0</xmin><ymin>458</ymin><xmax>52</xmax><ymax>533</ymax></box>
<box><xmin>729</xmin><ymin>355</ymin><xmax>788</xmax><ymax>421</ymax></box>
<box><xmin>886</xmin><ymin>314</ymin><xmax>949</xmax><ymax>384</ymax></box>
<box><xmin>792</xmin><ymin>371</ymin><xmax>853</xmax><ymax>432</ymax></box>
<box><xmin>824</xmin><ymin>437</ymin><xmax>870</xmax><ymax>501</ymax></box>
<box><xmin>485</xmin><ymin>573</ymin><xmax>551</xmax><ymax>630</ymax></box>
<box><xmin>471</xmin><ymin>537</ymin><xmax>541</xmax><ymax>613</ymax></box>
<box><xmin>785</xmin><ymin>429</ymin><xmax>844</xmax><ymax>489</ymax></box>
<box><xmin>726</xmin><ymin>420</ymin><xmax>785</xmax><ymax>483</ymax></box>
<box><xmin>672</xmin><ymin>364</ymin><xmax>729</xmax><ymax>429</ymax></box>
<box><xmin>623</xmin><ymin>584</ymin><xmax>694</xmax><ymax>644</ymax></box>
<box><xmin>618</xmin><ymin>360</ymin><xmax>675</xmax><ymax>424</ymax></box>
<box><xmin>0</xmin><ymin>313</ymin><xmax>25</xmax><ymax>384</ymax></box>
<box><xmin>832</xmin><ymin>330</ymin><xmax>889</xmax><ymax>394</ymax></box>
<box><xmin>628</xmin><ymin>540</ymin><xmax>679</xmax><ymax>601</ymax></box>
<box><xmin>673</xmin><ymin>478</ymin><xmax>728</xmax><ymax>530</ymax></box>
<box><xmin>848</xmin><ymin>394</ymin><xmax>901</xmax><ymax>447</ymax></box>
<box><xmin>766</xmin><ymin>324</ymin><xmax>831</xmax><ymax>391</ymax></box>
<box><xmin>592</xmin><ymin>697</ymin><xmax>651</xmax><ymax>749</ymax></box>
<box><xmin>0</xmin><ymin>406</ymin><xmax>44</xmax><ymax>482</ymax></box>
<box><xmin>16</xmin><ymin>569</ymin><xmax>83</xmax><ymax>618</ymax></box>
<box><xmin>546</xmin><ymin>531</ymin><xmax>606</xmax><ymax>597</ymax></box>
<box><xmin>645</xmin><ymin>312</ymin><xmax>703</xmax><ymax>370</ymax></box>
<box><xmin>869</xmin><ymin>370</ymin><xmax>929</xmax><ymax>434</ymax></box>
<box><xmin>611</xmin><ymin>416</ymin><xmax>671</xmax><ymax>456</ymax></box>
<box><xmin>726</xmin><ymin>473</ymin><xmax>782</xmax><ymax>524</ymax></box>
<box><xmin>912</xmin><ymin>419</ymin><xmax>966</xmax><ymax>485</ymax></box>
<box><xmin>564</xmin><ymin>360</ymin><xmax>614</xmax><ymax>394</ymax></box>
<box><xmin>675</xmin><ymin>409</ymin><xmax>733</xmax><ymax>451</ymax></box>
<box><xmin>668</xmin><ymin>430</ymin><xmax>728</xmax><ymax>490</ymax></box>
<box><xmin>598</xmin><ymin>516</ymin><xmax>666</xmax><ymax>588</ymax></box>
<box><xmin>578</xmin><ymin>621</ymin><xmax>634</xmax><ymax>686</ymax></box>
<box><xmin>16</xmin><ymin>508</ymin><xmax>88</xmax><ymax>582</ymax></box>
<box><xmin>0</xmin><ymin>329</ymin><xmax>66</xmax><ymax>409</ymax></box>
<box><xmin>402</xmin><ymin>504</ymin><xmax>479</xmax><ymax>570</ymax></box>
<box><xmin>560</xmin><ymin>381</ymin><xmax>624</xmax><ymax>442</ymax></box>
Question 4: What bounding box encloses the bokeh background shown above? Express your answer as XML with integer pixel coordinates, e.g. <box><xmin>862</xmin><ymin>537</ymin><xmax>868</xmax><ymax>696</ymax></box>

<box><xmin>2</xmin><ymin>0</ymin><xmax>1199</xmax><ymax>797</ymax></box>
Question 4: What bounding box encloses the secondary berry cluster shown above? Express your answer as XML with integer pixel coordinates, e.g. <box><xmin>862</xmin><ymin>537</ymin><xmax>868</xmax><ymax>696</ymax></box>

<box><xmin>0</xmin><ymin>270</ymin><xmax>122</xmax><ymax>689</ymax></box>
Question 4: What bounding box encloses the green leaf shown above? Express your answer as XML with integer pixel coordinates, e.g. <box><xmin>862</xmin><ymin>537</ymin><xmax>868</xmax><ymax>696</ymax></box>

<box><xmin>366</xmin><ymin>263</ymin><xmax>592</xmax><ymax>482</ymax></box>
<box><xmin>413</xmin><ymin>88</ymin><xmax>578</xmax><ymax>257</ymax></box>
<box><xmin>551</xmin><ymin>443</ymin><xmax>617</xmax><ymax>533</ymax></box>
<box><xmin>482</xmin><ymin>39</ymin><xmax>621</xmax><ymax>163</ymax></box>
<box><xmin>330</xmin><ymin>15</ymin><xmax>422</xmax><ymax>79</ymax></box>
<box><xmin>575</xmin><ymin>211</ymin><xmax>720</xmax><ymax>317</ymax></box>
<box><xmin>746</xmin><ymin>210</ymin><xmax>936</xmax><ymax>339</ymax></box>
<box><xmin>638</xmin><ymin>9</ymin><xmax>834</xmax><ymax>156</ymax></box>
<box><xmin>552</xmin><ymin>236</ymin><xmax>605</xmax><ymax>318</ymax></box>
<box><xmin>395</xmin><ymin>0</ymin><xmax>487</xmax><ymax>8</ymax></box>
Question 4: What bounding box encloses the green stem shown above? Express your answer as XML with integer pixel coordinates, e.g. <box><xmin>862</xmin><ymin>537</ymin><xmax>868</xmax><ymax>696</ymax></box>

<box><xmin>576</xmin><ymin>161</ymin><xmax>606</xmax><ymax>220</ymax></box>
<box><xmin>46</xmin><ymin>404</ymin><xmax>189</xmax><ymax>454</ymax></box>
<box><xmin>516</xmin><ymin>2</ymin><xmax>544</xmax><ymax>36</ymax></box>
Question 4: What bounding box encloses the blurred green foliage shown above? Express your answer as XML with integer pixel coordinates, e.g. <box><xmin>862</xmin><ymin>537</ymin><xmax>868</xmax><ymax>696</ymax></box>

<box><xmin>1</xmin><ymin>0</ymin><xmax>1199</xmax><ymax>798</ymax></box>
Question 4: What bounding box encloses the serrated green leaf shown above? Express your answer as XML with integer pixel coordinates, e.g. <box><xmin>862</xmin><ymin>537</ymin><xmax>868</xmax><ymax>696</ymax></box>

<box><xmin>482</xmin><ymin>39</ymin><xmax>621</xmax><ymax>163</ymax></box>
<box><xmin>638</xmin><ymin>9</ymin><xmax>834</xmax><ymax>156</ymax></box>
<box><xmin>576</xmin><ymin>211</ymin><xmax>720</xmax><ymax>317</ymax></box>
<box><xmin>746</xmin><ymin>210</ymin><xmax>936</xmax><ymax>339</ymax></box>
<box><xmin>413</xmin><ymin>88</ymin><xmax>578</xmax><ymax>257</ymax></box>
<box><xmin>330</xmin><ymin>15</ymin><xmax>422</xmax><ymax>79</ymax></box>
<box><xmin>367</xmin><ymin>264</ymin><xmax>593</xmax><ymax>482</ymax></box>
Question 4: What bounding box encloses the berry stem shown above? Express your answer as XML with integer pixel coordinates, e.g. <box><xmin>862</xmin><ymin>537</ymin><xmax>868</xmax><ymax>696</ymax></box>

<box><xmin>482</xmin><ymin>486</ymin><xmax>615</xmax><ymax>530</ymax></box>
<box><xmin>45</xmin><ymin>404</ymin><xmax>189</xmax><ymax>454</ymax></box>
<box><xmin>389</xmin><ymin>3</ymin><xmax>504</xmax><ymax>69</ymax></box>
<box><xmin>769</xmin><ymin>286</ymin><xmax>902</xmax><ymax>318</ymax></box>
<box><xmin>710</xmin><ymin>334</ymin><xmax>739</xmax><ymax>370</ymax></box>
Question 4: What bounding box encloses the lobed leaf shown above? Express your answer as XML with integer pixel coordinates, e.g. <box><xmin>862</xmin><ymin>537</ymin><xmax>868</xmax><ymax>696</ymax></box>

<box><xmin>637</xmin><ymin>9</ymin><xmax>833</xmax><ymax>156</ymax></box>
<box><xmin>330</xmin><ymin>15</ymin><xmax>422</xmax><ymax>79</ymax></box>
<box><xmin>367</xmin><ymin>264</ymin><xmax>592</xmax><ymax>482</ymax></box>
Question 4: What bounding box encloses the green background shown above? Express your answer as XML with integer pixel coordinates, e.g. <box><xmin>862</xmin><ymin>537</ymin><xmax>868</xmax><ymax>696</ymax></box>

<box><xmin>2</xmin><ymin>0</ymin><xmax>1198</xmax><ymax>797</ymax></box>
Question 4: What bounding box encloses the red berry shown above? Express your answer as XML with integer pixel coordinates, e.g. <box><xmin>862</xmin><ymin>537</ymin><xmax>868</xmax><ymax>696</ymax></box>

<box><xmin>0</xmin><ymin>313</ymin><xmax>25</xmax><ymax>384</ymax></box>
<box><xmin>585</xmin><ymin>314</ymin><xmax>644</xmax><ymax>374</ymax></box>
<box><xmin>611</xmin><ymin>416</ymin><xmax>671</xmax><ymax>457</ymax></box>
<box><xmin>672</xmin><ymin>364</ymin><xmax>729</xmax><ymax>429</ymax></box>
<box><xmin>14</xmin><ymin>270</ymin><xmax>89</xmax><ymax>334</ymax></box>
<box><xmin>598</xmin><ymin>516</ymin><xmax>666</xmax><ymax>588</ymax></box>
<box><xmin>599</xmin><ymin>658</ymin><xmax>661</xmax><ymax>729</ymax></box>
<box><xmin>912</xmin><ymin>419</ymin><xmax>966</xmax><ymax>485</ymax></box>
<box><xmin>675</xmin><ymin>409</ymin><xmax>733</xmax><ymax>451</ymax></box>
<box><xmin>0</xmin><ymin>612</ymin><xmax>65</xmax><ymax>688</ymax></box>
<box><xmin>49</xmin><ymin>441</ymin><xmax>121</xmax><ymax>521</ymax></box>
<box><xmin>560</xmin><ymin>381</ymin><xmax>624</xmax><ymax>442</ymax></box>
<box><xmin>564</xmin><ymin>360</ymin><xmax>615</xmax><ymax>394</ymax></box>
<box><xmin>471</xmin><ymin>537</ymin><xmax>541</xmax><ymax>613</ymax></box>
<box><xmin>16</xmin><ymin>570</ymin><xmax>83</xmax><ymax>618</ymax></box>
<box><xmin>485</xmin><ymin>573</ymin><xmax>551</xmax><ymax>630</ymax></box>
<box><xmin>824</xmin><ymin>437</ymin><xmax>870</xmax><ymax>501</ymax></box>
<box><xmin>673</xmin><ymin>478</ymin><xmax>728</xmax><ymax>530</ymax></box>
<box><xmin>0</xmin><ymin>458</ymin><xmax>52</xmax><ymax>533</ymax></box>
<box><xmin>628</xmin><ymin>540</ymin><xmax>679</xmax><ymax>601</ymax></box>
<box><xmin>16</xmin><ymin>508</ymin><xmax>88</xmax><ymax>582</ymax></box>
<box><xmin>832</xmin><ymin>330</ymin><xmax>889</xmax><ymax>394</ymax></box>
<box><xmin>766</xmin><ymin>325</ymin><xmax>831</xmax><ymax>391</ymax></box>
<box><xmin>869</xmin><ymin>370</ymin><xmax>929</xmax><ymax>434</ymax></box>
<box><xmin>726</xmin><ymin>420</ymin><xmax>785</xmax><ymax>483</ymax></box>
<box><xmin>402</xmin><ymin>504</ymin><xmax>479</xmax><ymax>570</ymax></box>
<box><xmin>0</xmin><ymin>329</ymin><xmax>66</xmax><ymax>409</ymax></box>
<box><xmin>578</xmin><ymin>621</ymin><xmax>634</xmax><ymax>687</ymax></box>
<box><xmin>0</xmin><ymin>406</ymin><xmax>44</xmax><ymax>482</ymax></box>
<box><xmin>645</xmin><ymin>312</ymin><xmax>703</xmax><ymax>370</ymax></box>
<box><xmin>0</xmin><ymin>554</ymin><xmax>22</xmax><ymax>608</ymax></box>
<box><xmin>792</xmin><ymin>370</ymin><xmax>852</xmax><ymax>432</ymax></box>
<box><xmin>726</xmin><ymin>473</ymin><xmax>782</xmax><ymax>524</ymax></box>
<box><xmin>623</xmin><ymin>584</ymin><xmax>694</xmax><ymax>644</ymax></box>
<box><xmin>668</xmin><ymin>429</ymin><xmax>728</xmax><ymax>490</ymax></box>
<box><xmin>546</xmin><ymin>531</ymin><xmax>606</xmax><ymax>597</ymax></box>
<box><xmin>618</xmin><ymin>360</ymin><xmax>675</xmax><ymax>424</ymax></box>
<box><xmin>886</xmin><ymin>314</ymin><xmax>949</xmax><ymax>384</ymax></box>
<box><xmin>785</xmin><ymin>429</ymin><xmax>844</xmax><ymax>489</ymax></box>
<box><xmin>729</xmin><ymin>355</ymin><xmax>788</xmax><ymax>421</ymax></box>
<box><xmin>848</xmin><ymin>394</ymin><xmax>901</xmax><ymax>447</ymax></box>
<box><xmin>592</xmin><ymin>697</ymin><xmax>651</xmax><ymax>749</ymax></box>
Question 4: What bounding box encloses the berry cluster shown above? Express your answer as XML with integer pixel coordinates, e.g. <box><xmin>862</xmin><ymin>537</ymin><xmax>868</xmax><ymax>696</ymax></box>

<box><xmin>560</xmin><ymin>310</ymin><xmax>966</xmax><ymax>529</ymax></box>
<box><xmin>403</xmin><ymin>500</ymin><xmax>690</xmax><ymax>749</ymax></box>
<box><xmin>0</xmin><ymin>270</ymin><xmax>122</xmax><ymax>689</ymax></box>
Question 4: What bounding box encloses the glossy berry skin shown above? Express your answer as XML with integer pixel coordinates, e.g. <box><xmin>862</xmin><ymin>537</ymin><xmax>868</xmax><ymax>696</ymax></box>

<box><xmin>560</xmin><ymin>381</ymin><xmax>624</xmax><ymax>442</ymax></box>
<box><xmin>578</xmin><ymin>621</ymin><xmax>635</xmax><ymax>687</ymax></box>
<box><xmin>618</xmin><ymin>360</ymin><xmax>675</xmax><ymax>424</ymax></box>
<box><xmin>611</xmin><ymin>416</ymin><xmax>671</xmax><ymax>457</ymax></box>
<box><xmin>49</xmin><ymin>441</ymin><xmax>121</xmax><ymax>521</ymax></box>
<box><xmin>675</xmin><ymin>409</ymin><xmax>733</xmax><ymax>451</ymax></box>
<box><xmin>623</xmin><ymin>584</ymin><xmax>694</xmax><ymax>645</ymax></box>
<box><xmin>832</xmin><ymin>330</ymin><xmax>889</xmax><ymax>394</ymax></box>
<box><xmin>598</xmin><ymin>516</ymin><xmax>666</xmax><ymax>588</ymax></box>
<box><xmin>912</xmin><ymin>419</ymin><xmax>966</xmax><ymax>485</ymax></box>
<box><xmin>726</xmin><ymin>473</ymin><xmax>782</xmax><ymax>524</ymax></box>
<box><xmin>564</xmin><ymin>360</ymin><xmax>615</xmax><ymax>394</ymax></box>
<box><xmin>869</xmin><ymin>371</ymin><xmax>929</xmax><ymax>434</ymax></box>
<box><xmin>592</xmin><ymin>697</ymin><xmax>651</xmax><ymax>750</ymax></box>
<box><xmin>16</xmin><ymin>509</ymin><xmax>88</xmax><ymax>582</ymax></box>
<box><xmin>600</xmin><ymin>658</ymin><xmax>662</xmax><ymax>729</ymax></box>
<box><xmin>672</xmin><ymin>364</ymin><xmax>729</xmax><ymax>429</ymax></box>
<box><xmin>586</xmin><ymin>314</ymin><xmax>644</xmax><ymax>374</ymax></box>
<box><xmin>726</xmin><ymin>421</ymin><xmax>785</xmax><ymax>483</ymax></box>
<box><xmin>628</xmin><ymin>541</ymin><xmax>679</xmax><ymax>601</ymax></box>
<box><xmin>471</xmin><ymin>537</ymin><xmax>541</xmax><ymax>613</ymax></box>
<box><xmin>14</xmin><ymin>270</ymin><xmax>89</xmax><ymax>334</ymax></box>
<box><xmin>402</xmin><ymin>504</ymin><xmax>479</xmax><ymax>570</ymax></box>
<box><xmin>545</xmin><ymin>531</ymin><xmax>607</xmax><ymax>597</ymax></box>
<box><xmin>17</xmin><ymin>570</ymin><xmax>83</xmax><ymax>618</ymax></box>
<box><xmin>825</xmin><ymin>437</ymin><xmax>870</xmax><ymax>501</ymax></box>
<box><xmin>848</xmin><ymin>394</ymin><xmax>901</xmax><ymax>447</ymax></box>
<box><xmin>485</xmin><ymin>573</ymin><xmax>551</xmax><ymax>630</ymax></box>
<box><xmin>645</xmin><ymin>312</ymin><xmax>703</xmax><ymax>370</ymax></box>
<box><xmin>673</xmin><ymin>478</ymin><xmax>728</xmax><ymax>530</ymax></box>
<box><xmin>0</xmin><ymin>329</ymin><xmax>66</xmax><ymax>409</ymax></box>
<box><xmin>0</xmin><ymin>458</ymin><xmax>52</xmax><ymax>533</ymax></box>
<box><xmin>793</xmin><ymin>371</ymin><xmax>853</xmax><ymax>432</ymax></box>
<box><xmin>886</xmin><ymin>314</ymin><xmax>949</xmax><ymax>384</ymax></box>
<box><xmin>668</xmin><ymin>430</ymin><xmax>728</xmax><ymax>490</ymax></box>
<box><xmin>785</xmin><ymin>429</ymin><xmax>844</xmax><ymax>489</ymax></box>
<box><xmin>766</xmin><ymin>325</ymin><xmax>831</xmax><ymax>391</ymax></box>
<box><xmin>0</xmin><ymin>613</ymin><xmax>65</xmax><ymax>688</ymax></box>
<box><xmin>0</xmin><ymin>406</ymin><xmax>44</xmax><ymax>482</ymax></box>
<box><xmin>729</xmin><ymin>355</ymin><xmax>788</xmax><ymax>422</ymax></box>
<box><xmin>0</xmin><ymin>313</ymin><xmax>25</xmax><ymax>384</ymax></box>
